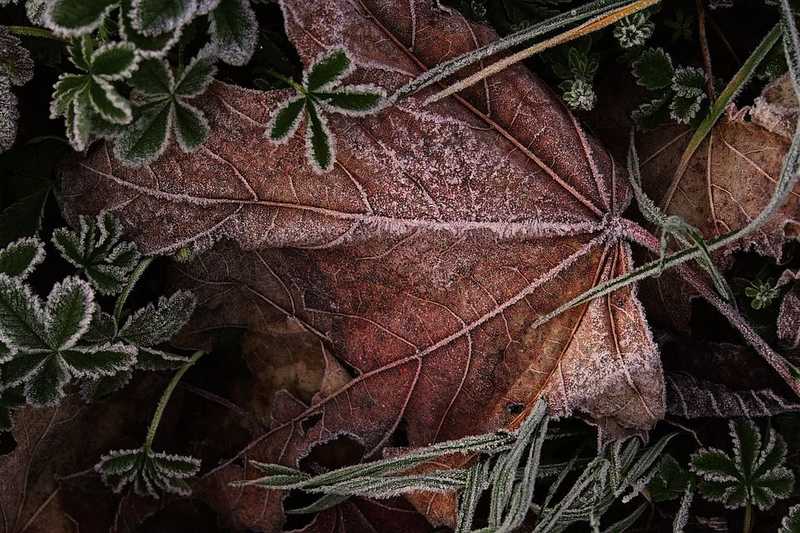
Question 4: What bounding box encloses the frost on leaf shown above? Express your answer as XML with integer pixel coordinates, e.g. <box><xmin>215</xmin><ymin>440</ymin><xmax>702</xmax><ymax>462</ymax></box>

<box><xmin>690</xmin><ymin>419</ymin><xmax>795</xmax><ymax>511</ymax></box>
<box><xmin>0</xmin><ymin>274</ymin><xmax>136</xmax><ymax>406</ymax></box>
<box><xmin>113</xmin><ymin>56</ymin><xmax>216</xmax><ymax>166</ymax></box>
<box><xmin>666</xmin><ymin>373</ymin><xmax>800</xmax><ymax>418</ymax></box>
<box><xmin>781</xmin><ymin>504</ymin><xmax>800</xmax><ymax>533</ymax></box>
<box><xmin>0</xmin><ymin>237</ymin><xmax>45</xmax><ymax>279</ymax></box>
<box><xmin>60</xmin><ymin>0</ymin><xmax>664</xmax><ymax>527</ymax></box>
<box><xmin>95</xmin><ymin>447</ymin><xmax>201</xmax><ymax>498</ymax></box>
<box><xmin>778</xmin><ymin>286</ymin><xmax>800</xmax><ymax>348</ymax></box>
<box><xmin>53</xmin><ymin>211</ymin><xmax>141</xmax><ymax>295</ymax></box>
<box><xmin>207</xmin><ymin>0</ymin><xmax>257</xmax><ymax>66</ymax></box>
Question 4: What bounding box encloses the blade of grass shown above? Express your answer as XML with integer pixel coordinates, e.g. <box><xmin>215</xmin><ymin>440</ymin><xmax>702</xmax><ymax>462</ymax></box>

<box><xmin>661</xmin><ymin>23</ymin><xmax>781</xmax><ymax>210</ymax></box>
<box><xmin>424</xmin><ymin>0</ymin><xmax>659</xmax><ymax>105</ymax></box>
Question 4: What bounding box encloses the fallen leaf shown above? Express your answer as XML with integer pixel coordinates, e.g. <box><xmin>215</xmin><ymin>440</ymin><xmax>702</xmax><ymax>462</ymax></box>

<box><xmin>779</xmin><ymin>285</ymin><xmax>800</xmax><ymax>349</ymax></box>
<box><xmin>61</xmin><ymin>0</ymin><xmax>667</xmax><ymax>528</ymax></box>
<box><xmin>751</xmin><ymin>72</ymin><xmax>798</xmax><ymax>140</ymax></box>
<box><xmin>639</xmin><ymin>118</ymin><xmax>800</xmax><ymax>261</ymax></box>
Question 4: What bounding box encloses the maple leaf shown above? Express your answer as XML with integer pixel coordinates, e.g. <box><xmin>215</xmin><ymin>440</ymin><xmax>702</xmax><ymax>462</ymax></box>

<box><xmin>59</xmin><ymin>0</ymin><xmax>673</xmax><ymax>528</ymax></box>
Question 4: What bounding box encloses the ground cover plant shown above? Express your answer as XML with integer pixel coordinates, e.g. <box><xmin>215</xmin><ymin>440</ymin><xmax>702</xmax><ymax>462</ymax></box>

<box><xmin>4</xmin><ymin>0</ymin><xmax>800</xmax><ymax>531</ymax></box>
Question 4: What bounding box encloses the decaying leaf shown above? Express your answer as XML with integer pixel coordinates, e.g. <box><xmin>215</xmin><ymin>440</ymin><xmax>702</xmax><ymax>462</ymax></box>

<box><xmin>60</xmin><ymin>0</ymin><xmax>671</xmax><ymax>528</ymax></box>
<box><xmin>752</xmin><ymin>72</ymin><xmax>798</xmax><ymax>140</ymax></box>
<box><xmin>639</xmin><ymin>118</ymin><xmax>799</xmax><ymax>262</ymax></box>
<box><xmin>778</xmin><ymin>285</ymin><xmax>800</xmax><ymax>348</ymax></box>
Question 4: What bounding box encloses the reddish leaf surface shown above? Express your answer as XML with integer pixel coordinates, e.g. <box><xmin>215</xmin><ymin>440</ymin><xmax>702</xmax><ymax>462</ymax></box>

<box><xmin>60</xmin><ymin>0</ymin><xmax>666</xmax><ymax>528</ymax></box>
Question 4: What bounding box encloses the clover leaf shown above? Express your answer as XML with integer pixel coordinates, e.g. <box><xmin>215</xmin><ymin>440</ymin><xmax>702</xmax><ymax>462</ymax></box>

<box><xmin>51</xmin><ymin>37</ymin><xmax>140</xmax><ymax>151</ymax></box>
<box><xmin>53</xmin><ymin>212</ymin><xmax>141</xmax><ymax>295</ymax></box>
<box><xmin>0</xmin><ymin>275</ymin><xmax>136</xmax><ymax>406</ymax></box>
<box><xmin>96</xmin><ymin>447</ymin><xmax>201</xmax><ymax>497</ymax></box>
<box><xmin>691</xmin><ymin>419</ymin><xmax>795</xmax><ymax>512</ymax></box>
<box><xmin>45</xmin><ymin>0</ymin><xmax>119</xmax><ymax>37</ymax></box>
<box><xmin>113</xmin><ymin>55</ymin><xmax>216</xmax><ymax>166</ymax></box>
<box><xmin>265</xmin><ymin>47</ymin><xmax>387</xmax><ymax>173</ymax></box>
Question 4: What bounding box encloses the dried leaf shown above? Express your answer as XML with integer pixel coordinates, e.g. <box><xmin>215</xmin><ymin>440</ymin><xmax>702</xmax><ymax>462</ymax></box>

<box><xmin>639</xmin><ymin>118</ymin><xmax>799</xmax><ymax>262</ymax></box>
<box><xmin>61</xmin><ymin>0</ymin><xmax>666</xmax><ymax>527</ymax></box>
<box><xmin>778</xmin><ymin>285</ymin><xmax>800</xmax><ymax>348</ymax></box>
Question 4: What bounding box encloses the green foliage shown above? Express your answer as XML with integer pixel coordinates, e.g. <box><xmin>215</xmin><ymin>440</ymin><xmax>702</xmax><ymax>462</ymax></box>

<box><xmin>632</xmin><ymin>47</ymin><xmax>708</xmax><ymax>128</ymax></box>
<box><xmin>613</xmin><ymin>11</ymin><xmax>654</xmax><ymax>49</ymax></box>
<box><xmin>51</xmin><ymin>36</ymin><xmax>140</xmax><ymax>150</ymax></box>
<box><xmin>0</xmin><ymin>26</ymin><xmax>35</xmax><ymax>153</ymax></box>
<box><xmin>113</xmin><ymin>56</ymin><xmax>215</xmax><ymax>166</ymax></box>
<box><xmin>745</xmin><ymin>279</ymin><xmax>781</xmax><ymax>310</ymax></box>
<box><xmin>781</xmin><ymin>504</ymin><xmax>800</xmax><ymax>533</ymax></box>
<box><xmin>53</xmin><ymin>211</ymin><xmax>141</xmax><ymax>295</ymax></box>
<box><xmin>547</xmin><ymin>39</ymin><xmax>599</xmax><ymax>111</ymax></box>
<box><xmin>241</xmin><ymin>400</ymin><xmax>673</xmax><ymax>533</ymax></box>
<box><xmin>95</xmin><ymin>447</ymin><xmax>201</xmax><ymax>497</ymax></box>
<box><xmin>266</xmin><ymin>48</ymin><xmax>386</xmax><ymax>173</ymax></box>
<box><xmin>691</xmin><ymin>419</ymin><xmax>795</xmax><ymax>511</ymax></box>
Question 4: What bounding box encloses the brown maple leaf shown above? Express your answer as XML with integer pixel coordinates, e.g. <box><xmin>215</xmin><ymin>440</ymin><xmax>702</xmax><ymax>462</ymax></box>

<box><xmin>59</xmin><ymin>0</ymin><xmax>675</xmax><ymax>528</ymax></box>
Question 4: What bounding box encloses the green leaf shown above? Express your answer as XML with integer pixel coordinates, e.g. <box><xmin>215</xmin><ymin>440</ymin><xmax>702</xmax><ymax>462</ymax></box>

<box><xmin>135</xmin><ymin>348</ymin><xmax>189</xmax><ymax>370</ymax></box>
<box><xmin>119</xmin><ymin>0</ymin><xmax>182</xmax><ymax>58</ymax></box>
<box><xmin>131</xmin><ymin>0</ymin><xmax>196</xmax><ymax>36</ymax></box>
<box><xmin>0</xmin><ymin>237</ymin><xmax>45</xmax><ymax>279</ymax></box>
<box><xmin>80</xmin><ymin>370</ymin><xmax>132</xmax><ymax>402</ymax></box>
<box><xmin>60</xmin><ymin>343</ymin><xmax>136</xmax><ymax>377</ymax></box>
<box><xmin>316</xmin><ymin>86</ymin><xmax>386</xmax><ymax>115</ymax></box>
<box><xmin>45</xmin><ymin>277</ymin><xmax>94</xmax><ymax>350</ymax></box>
<box><xmin>306</xmin><ymin>103</ymin><xmax>333</xmax><ymax>173</ymax></box>
<box><xmin>174</xmin><ymin>55</ymin><xmax>216</xmax><ymax>97</ymax></box>
<box><xmin>648</xmin><ymin>454</ymin><xmax>690</xmax><ymax>502</ymax></box>
<box><xmin>51</xmin><ymin>74</ymin><xmax>89</xmax><ymax>118</ymax></box>
<box><xmin>0</xmin><ymin>352</ymin><xmax>48</xmax><ymax>391</ymax></box>
<box><xmin>67</xmin><ymin>36</ymin><xmax>93</xmax><ymax>71</ymax></box>
<box><xmin>669</xmin><ymin>93</ymin><xmax>703</xmax><ymax>125</ymax></box>
<box><xmin>0</xmin><ymin>274</ymin><xmax>47</xmax><ymax>350</ymax></box>
<box><xmin>90</xmin><ymin>42</ymin><xmax>139</xmax><ymax>80</ymax></box>
<box><xmin>66</xmin><ymin>90</ymin><xmax>94</xmax><ymax>151</ymax></box>
<box><xmin>128</xmin><ymin>58</ymin><xmax>173</xmax><ymax>96</ymax></box>
<box><xmin>208</xmin><ymin>0</ymin><xmax>257</xmax><ymax>66</ymax></box>
<box><xmin>306</xmin><ymin>48</ymin><xmax>351</xmax><ymax>92</ymax></box>
<box><xmin>731</xmin><ymin>418</ymin><xmax>761</xmax><ymax>479</ymax></box>
<box><xmin>671</xmin><ymin>66</ymin><xmax>706</xmax><ymax>97</ymax></box>
<box><xmin>268</xmin><ymin>96</ymin><xmax>305</xmax><ymax>141</ymax></box>
<box><xmin>173</xmin><ymin>100</ymin><xmax>209</xmax><ymax>152</ymax></box>
<box><xmin>89</xmin><ymin>79</ymin><xmax>133</xmax><ymax>124</ymax></box>
<box><xmin>690</xmin><ymin>448</ymin><xmax>738</xmax><ymax>480</ymax></box>
<box><xmin>96</xmin><ymin>447</ymin><xmax>201</xmax><ymax>497</ymax></box>
<box><xmin>632</xmin><ymin>47</ymin><xmax>674</xmax><ymax>90</ymax></box>
<box><xmin>24</xmin><ymin>354</ymin><xmax>70</xmax><ymax>406</ymax></box>
<box><xmin>45</xmin><ymin>0</ymin><xmax>119</xmax><ymax>36</ymax></box>
<box><xmin>119</xmin><ymin>290</ymin><xmax>196</xmax><ymax>347</ymax></box>
<box><xmin>113</xmin><ymin>100</ymin><xmax>172</xmax><ymax>167</ymax></box>
<box><xmin>781</xmin><ymin>504</ymin><xmax>800</xmax><ymax>533</ymax></box>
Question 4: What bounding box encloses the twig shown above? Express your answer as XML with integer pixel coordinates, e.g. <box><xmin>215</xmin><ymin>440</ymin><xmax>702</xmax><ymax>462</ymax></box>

<box><xmin>696</xmin><ymin>0</ymin><xmax>717</xmax><ymax>100</ymax></box>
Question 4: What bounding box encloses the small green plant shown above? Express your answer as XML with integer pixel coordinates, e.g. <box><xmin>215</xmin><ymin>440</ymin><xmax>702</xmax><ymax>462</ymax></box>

<box><xmin>613</xmin><ymin>11</ymin><xmax>654</xmax><ymax>48</ymax></box>
<box><xmin>745</xmin><ymin>279</ymin><xmax>781</xmax><ymax>310</ymax></box>
<box><xmin>691</xmin><ymin>419</ymin><xmax>795</xmax><ymax>533</ymax></box>
<box><xmin>0</xmin><ymin>213</ymin><xmax>196</xmax><ymax>423</ymax></box>
<box><xmin>239</xmin><ymin>399</ymin><xmax>673</xmax><ymax>532</ymax></box>
<box><xmin>265</xmin><ymin>47</ymin><xmax>386</xmax><ymax>173</ymax></box>
<box><xmin>546</xmin><ymin>39</ymin><xmax>600</xmax><ymax>111</ymax></box>
<box><xmin>95</xmin><ymin>350</ymin><xmax>204</xmax><ymax>498</ymax></box>
<box><xmin>632</xmin><ymin>47</ymin><xmax>709</xmax><ymax>127</ymax></box>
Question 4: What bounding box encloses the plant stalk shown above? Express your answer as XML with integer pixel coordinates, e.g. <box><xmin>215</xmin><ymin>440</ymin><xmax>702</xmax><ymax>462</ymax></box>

<box><xmin>743</xmin><ymin>502</ymin><xmax>753</xmax><ymax>533</ymax></box>
<box><xmin>114</xmin><ymin>256</ymin><xmax>154</xmax><ymax>322</ymax></box>
<box><xmin>144</xmin><ymin>350</ymin><xmax>205</xmax><ymax>451</ymax></box>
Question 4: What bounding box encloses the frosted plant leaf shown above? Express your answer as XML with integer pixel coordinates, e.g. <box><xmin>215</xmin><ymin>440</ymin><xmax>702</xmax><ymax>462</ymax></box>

<box><xmin>59</xmin><ymin>0</ymin><xmax>671</xmax><ymax>525</ymax></box>
<box><xmin>671</xmin><ymin>66</ymin><xmax>706</xmax><ymax>98</ymax></box>
<box><xmin>118</xmin><ymin>0</ymin><xmax>183</xmax><ymax>58</ymax></box>
<box><xmin>778</xmin><ymin>286</ymin><xmax>800</xmax><ymax>348</ymax></box>
<box><xmin>50</xmin><ymin>37</ymin><xmax>140</xmax><ymax>150</ymax></box>
<box><xmin>26</xmin><ymin>0</ymin><xmax>48</xmax><ymax>24</ymax></box>
<box><xmin>130</xmin><ymin>0</ymin><xmax>197</xmax><ymax>36</ymax></box>
<box><xmin>207</xmin><ymin>0</ymin><xmax>257</xmax><ymax>66</ymax></box>
<box><xmin>781</xmin><ymin>504</ymin><xmax>800</xmax><ymax>533</ymax></box>
<box><xmin>0</xmin><ymin>237</ymin><xmax>45</xmax><ymax>279</ymax></box>
<box><xmin>119</xmin><ymin>290</ymin><xmax>196</xmax><ymax>347</ymax></box>
<box><xmin>0</xmin><ymin>26</ymin><xmax>35</xmax><ymax>86</ymax></box>
<box><xmin>0</xmin><ymin>77</ymin><xmax>19</xmax><ymax>153</ymax></box>
<box><xmin>113</xmin><ymin>55</ymin><xmax>216</xmax><ymax>166</ymax></box>
<box><xmin>632</xmin><ymin>47</ymin><xmax>674</xmax><ymax>91</ymax></box>
<box><xmin>666</xmin><ymin>373</ymin><xmax>800</xmax><ymax>418</ymax></box>
<box><xmin>44</xmin><ymin>276</ymin><xmax>95</xmax><ymax>350</ymax></box>
<box><xmin>96</xmin><ymin>447</ymin><xmax>201</xmax><ymax>498</ymax></box>
<box><xmin>613</xmin><ymin>12</ymin><xmax>654</xmax><ymax>49</ymax></box>
<box><xmin>690</xmin><ymin>419</ymin><xmax>794</xmax><ymax>511</ymax></box>
<box><xmin>44</xmin><ymin>0</ymin><xmax>119</xmax><ymax>37</ymax></box>
<box><xmin>265</xmin><ymin>47</ymin><xmax>387</xmax><ymax>173</ymax></box>
<box><xmin>561</xmin><ymin>78</ymin><xmax>596</xmax><ymax>111</ymax></box>
<box><xmin>53</xmin><ymin>212</ymin><xmax>141</xmax><ymax>295</ymax></box>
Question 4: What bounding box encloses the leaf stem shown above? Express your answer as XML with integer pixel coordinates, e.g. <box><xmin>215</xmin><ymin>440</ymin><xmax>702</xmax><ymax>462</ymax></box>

<box><xmin>266</xmin><ymin>70</ymin><xmax>307</xmax><ymax>95</ymax></box>
<box><xmin>114</xmin><ymin>256</ymin><xmax>154</xmax><ymax>323</ymax></box>
<box><xmin>4</xmin><ymin>25</ymin><xmax>67</xmax><ymax>42</ymax></box>
<box><xmin>144</xmin><ymin>350</ymin><xmax>205</xmax><ymax>451</ymax></box>
<box><xmin>661</xmin><ymin>22</ymin><xmax>781</xmax><ymax>210</ymax></box>
<box><xmin>744</xmin><ymin>502</ymin><xmax>753</xmax><ymax>533</ymax></box>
